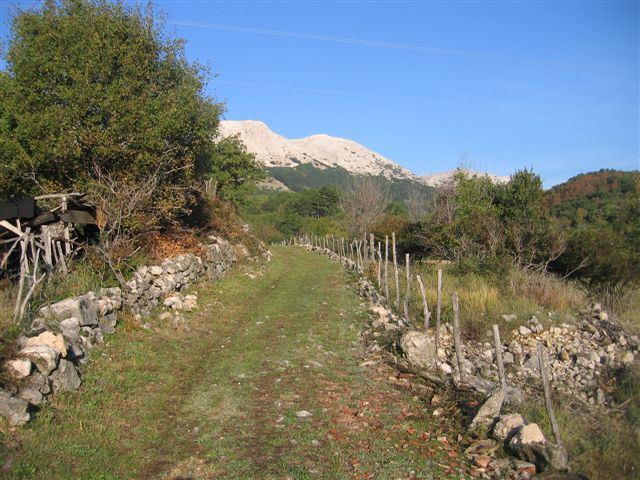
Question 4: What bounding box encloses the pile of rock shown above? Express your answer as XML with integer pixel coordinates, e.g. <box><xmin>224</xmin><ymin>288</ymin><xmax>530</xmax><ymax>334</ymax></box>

<box><xmin>463</xmin><ymin>412</ymin><xmax>573</xmax><ymax>478</ymax></box>
<box><xmin>405</xmin><ymin>309</ymin><xmax>638</xmax><ymax>406</ymax></box>
<box><xmin>1</xmin><ymin>236</ymin><xmax>239</xmax><ymax>426</ymax></box>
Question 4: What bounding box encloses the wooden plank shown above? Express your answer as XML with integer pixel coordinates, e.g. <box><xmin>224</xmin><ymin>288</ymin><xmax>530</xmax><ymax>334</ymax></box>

<box><xmin>58</xmin><ymin>209</ymin><xmax>97</xmax><ymax>224</ymax></box>
<box><xmin>0</xmin><ymin>220</ymin><xmax>22</xmax><ymax>236</ymax></box>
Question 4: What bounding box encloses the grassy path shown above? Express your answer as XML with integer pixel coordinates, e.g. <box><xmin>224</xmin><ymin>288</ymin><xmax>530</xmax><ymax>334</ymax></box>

<box><xmin>1</xmin><ymin>246</ymin><xmax>468</xmax><ymax>479</ymax></box>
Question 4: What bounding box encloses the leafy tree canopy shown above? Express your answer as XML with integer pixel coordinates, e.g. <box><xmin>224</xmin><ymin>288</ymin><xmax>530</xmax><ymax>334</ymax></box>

<box><xmin>209</xmin><ymin>135</ymin><xmax>266</xmax><ymax>204</ymax></box>
<box><xmin>0</xmin><ymin>0</ymin><xmax>222</xmax><ymax>225</ymax></box>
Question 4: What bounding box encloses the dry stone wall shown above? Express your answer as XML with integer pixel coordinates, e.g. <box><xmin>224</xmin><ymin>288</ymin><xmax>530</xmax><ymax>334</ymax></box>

<box><xmin>1</xmin><ymin>236</ymin><xmax>239</xmax><ymax>426</ymax></box>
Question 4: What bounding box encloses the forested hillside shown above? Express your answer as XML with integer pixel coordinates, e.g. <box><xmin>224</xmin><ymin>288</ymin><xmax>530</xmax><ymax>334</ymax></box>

<box><xmin>546</xmin><ymin>169</ymin><xmax>639</xmax><ymax>227</ymax></box>
<box><xmin>546</xmin><ymin>170</ymin><xmax>640</xmax><ymax>307</ymax></box>
<box><xmin>268</xmin><ymin>163</ymin><xmax>434</xmax><ymax>203</ymax></box>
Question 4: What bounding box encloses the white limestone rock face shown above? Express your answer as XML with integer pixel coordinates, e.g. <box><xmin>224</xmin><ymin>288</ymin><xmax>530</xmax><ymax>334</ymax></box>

<box><xmin>218</xmin><ymin>120</ymin><xmax>418</xmax><ymax>180</ymax></box>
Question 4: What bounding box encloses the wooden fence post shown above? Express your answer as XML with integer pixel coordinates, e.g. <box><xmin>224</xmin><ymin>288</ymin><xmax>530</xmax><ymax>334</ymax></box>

<box><xmin>377</xmin><ymin>242</ymin><xmax>382</xmax><ymax>288</ymax></box>
<box><xmin>392</xmin><ymin>232</ymin><xmax>400</xmax><ymax>308</ymax></box>
<box><xmin>403</xmin><ymin>253</ymin><xmax>411</xmax><ymax>320</ymax></box>
<box><xmin>452</xmin><ymin>291</ymin><xmax>466</xmax><ymax>384</ymax></box>
<box><xmin>12</xmin><ymin>231</ymin><xmax>29</xmax><ymax>322</ymax></box>
<box><xmin>416</xmin><ymin>274</ymin><xmax>431</xmax><ymax>330</ymax></box>
<box><xmin>436</xmin><ymin>269</ymin><xmax>443</xmax><ymax>352</ymax></box>
<box><xmin>362</xmin><ymin>233</ymin><xmax>368</xmax><ymax>268</ymax></box>
<box><xmin>384</xmin><ymin>235</ymin><xmax>389</xmax><ymax>303</ymax></box>
<box><xmin>537</xmin><ymin>343</ymin><xmax>564</xmax><ymax>447</ymax></box>
<box><xmin>493</xmin><ymin>324</ymin><xmax>507</xmax><ymax>398</ymax></box>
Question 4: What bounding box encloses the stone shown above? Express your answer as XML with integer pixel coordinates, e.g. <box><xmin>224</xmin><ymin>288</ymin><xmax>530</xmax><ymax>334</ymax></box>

<box><xmin>98</xmin><ymin>313</ymin><xmax>117</xmax><ymax>335</ymax></box>
<box><xmin>23</xmin><ymin>372</ymin><xmax>50</xmax><ymax>395</ymax></box>
<box><xmin>559</xmin><ymin>350</ymin><xmax>570</xmax><ymax>362</ymax></box>
<box><xmin>50</xmin><ymin>359</ymin><xmax>81</xmax><ymax>393</ymax></box>
<box><xmin>473</xmin><ymin>455</ymin><xmax>492</xmax><ymax>468</ymax></box>
<box><xmin>24</xmin><ymin>331</ymin><xmax>67</xmax><ymax>358</ymax></box>
<box><xmin>518</xmin><ymin>326</ymin><xmax>532</xmax><ymax>336</ymax></box>
<box><xmin>470</xmin><ymin>389</ymin><xmax>505</xmax><ymax>429</ymax></box>
<box><xmin>0</xmin><ymin>389</ymin><xmax>30</xmax><ymax>426</ymax></box>
<box><xmin>17</xmin><ymin>386</ymin><xmax>44</xmax><ymax>406</ymax></box>
<box><xmin>502</xmin><ymin>314</ymin><xmax>517</xmax><ymax>322</ymax></box>
<box><xmin>514</xmin><ymin>460</ymin><xmax>537</xmax><ymax>475</ymax></box>
<box><xmin>464</xmin><ymin>438</ymin><xmax>499</xmax><ymax>458</ymax></box>
<box><xmin>60</xmin><ymin>317</ymin><xmax>81</xmax><ymax>341</ymax></box>
<box><xmin>18</xmin><ymin>345</ymin><xmax>59</xmax><ymax>375</ymax></box>
<box><xmin>503</xmin><ymin>352</ymin><xmax>514</xmax><ymax>365</ymax></box>
<box><xmin>66</xmin><ymin>341</ymin><xmax>86</xmax><ymax>364</ymax></box>
<box><xmin>622</xmin><ymin>351</ymin><xmax>634</xmax><ymax>364</ymax></box>
<box><xmin>547</xmin><ymin>443</ymin><xmax>570</xmax><ymax>472</ymax></box>
<box><xmin>439</xmin><ymin>362</ymin><xmax>453</xmax><ymax>375</ymax></box>
<box><xmin>295</xmin><ymin>410</ymin><xmax>313</xmax><ymax>418</ymax></box>
<box><xmin>598</xmin><ymin>311</ymin><xmax>609</xmax><ymax>321</ymax></box>
<box><xmin>509</xmin><ymin>423</ymin><xmax>551</xmax><ymax>470</ymax></box>
<box><xmin>149</xmin><ymin>266</ymin><xmax>163</xmax><ymax>276</ymax></box>
<box><xmin>25</xmin><ymin>319</ymin><xmax>48</xmax><ymax>338</ymax></box>
<box><xmin>400</xmin><ymin>331</ymin><xmax>437</xmax><ymax>369</ymax></box>
<box><xmin>4</xmin><ymin>359</ymin><xmax>32</xmax><ymax>379</ymax></box>
<box><xmin>39</xmin><ymin>295</ymin><xmax>98</xmax><ymax>327</ymax></box>
<box><xmin>466</xmin><ymin>375</ymin><xmax>498</xmax><ymax>395</ymax></box>
<box><xmin>492</xmin><ymin>413</ymin><xmax>525</xmax><ymax>442</ymax></box>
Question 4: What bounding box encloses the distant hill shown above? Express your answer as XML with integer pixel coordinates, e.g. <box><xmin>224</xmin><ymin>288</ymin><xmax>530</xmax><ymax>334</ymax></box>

<box><xmin>545</xmin><ymin>169</ymin><xmax>640</xmax><ymax>227</ymax></box>
<box><xmin>268</xmin><ymin>163</ymin><xmax>434</xmax><ymax>203</ymax></box>
<box><xmin>420</xmin><ymin>168</ymin><xmax>510</xmax><ymax>187</ymax></box>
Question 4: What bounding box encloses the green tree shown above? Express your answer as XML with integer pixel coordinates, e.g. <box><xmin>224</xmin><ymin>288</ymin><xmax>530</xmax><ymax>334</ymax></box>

<box><xmin>495</xmin><ymin>169</ymin><xmax>563</xmax><ymax>269</ymax></box>
<box><xmin>208</xmin><ymin>135</ymin><xmax>266</xmax><ymax>204</ymax></box>
<box><xmin>0</xmin><ymin>0</ymin><xmax>222</xmax><ymax>228</ymax></box>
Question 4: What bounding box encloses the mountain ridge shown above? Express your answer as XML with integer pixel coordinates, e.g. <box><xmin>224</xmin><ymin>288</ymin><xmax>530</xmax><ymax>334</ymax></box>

<box><xmin>218</xmin><ymin>119</ymin><xmax>509</xmax><ymax>186</ymax></box>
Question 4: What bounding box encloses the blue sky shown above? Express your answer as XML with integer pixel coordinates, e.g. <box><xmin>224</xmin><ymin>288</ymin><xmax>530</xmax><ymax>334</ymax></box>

<box><xmin>1</xmin><ymin>1</ymin><xmax>638</xmax><ymax>187</ymax></box>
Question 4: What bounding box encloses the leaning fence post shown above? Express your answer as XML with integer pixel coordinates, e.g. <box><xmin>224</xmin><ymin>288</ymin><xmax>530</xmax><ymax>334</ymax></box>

<box><xmin>537</xmin><ymin>343</ymin><xmax>563</xmax><ymax>447</ymax></box>
<box><xmin>416</xmin><ymin>274</ymin><xmax>431</xmax><ymax>330</ymax></box>
<box><xmin>452</xmin><ymin>292</ymin><xmax>466</xmax><ymax>384</ymax></box>
<box><xmin>392</xmin><ymin>232</ymin><xmax>400</xmax><ymax>308</ymax></box>
<box><xmin>12</xmin><ymin>232</ymin><xmax>29</xmax><ymax>322</ymax></box>
<box><xmin>493</xmin><ymin>324</ymin><xmax>507</xmax><ymax>399</ymax></box>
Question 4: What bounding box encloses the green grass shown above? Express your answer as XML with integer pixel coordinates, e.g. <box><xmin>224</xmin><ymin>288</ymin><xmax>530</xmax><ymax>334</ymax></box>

<box><xmin>518</xmin><ymin>365</ymin><xmax>640</xmax><ymax>480</ymax></box>
<box><xmin>363</xmin><ymin>258</ymin><xmax>585</xmax><ymax>340</ymax></box>
<box><xmin>0</xmin><ymin>246</ymin><xmax>471</xmax><ymax>479</ymax></box>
